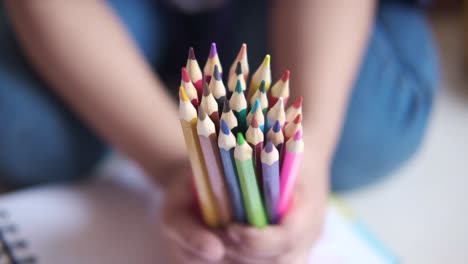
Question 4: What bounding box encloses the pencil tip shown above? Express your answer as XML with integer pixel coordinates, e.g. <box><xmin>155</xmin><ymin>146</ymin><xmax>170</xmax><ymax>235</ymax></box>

<box><xmin>179</xmin><ymin>86</ymin><xmax>189</xmax><ymax>102</ymax></box>
<box><xmin>293</xmin><ymin>114</ymin><xmax>302</xmax><ymax>124</ymax></box>
<box><xmin>213</xmin><ymin>65</ymin><xmax>221</xmax><ymax>80</ymax></box>
<box><xmin>294</xmin><ymin>129</ymin><xmax>303</xmax><ymax>141</ymax></box>
<box><xmin>259</xmin><ymin>80</ymin><xmax>266</xmax><ymax>93</ymax></box>
<box><xmin>222</xmin><ymin>97</ymin><xmax>231</xmax><ymax>112</ymax></box>
<box><xmin>262</xmin><ymin>54</ymin><xmax>270</xmax><ymax>67</ymax></box>
<box><xmin>209</xmin><ymin>43</ymin><xmax>217</xmax><ymax>58</ymax></box>
<box><xmin>273</xmin><ymin>120</ymin><xmax>281</xmax><ymax>132</ymax></box>
<box><xmin>251</xmin><ymin>99</ymin><xmax>260</xmax><ymax>112</ymax></box>
<box><xmin>181</xmin><ymin>67</ymin><xmax>190</xmax><ymax>82</ymax></box>
<box><xmin>198</xmin><ymin>107</ymin><xmax>207</xmax><ymax>120</ymax></box>
<box><xmin>203</xmin><ymin>82</ymin><xmax>211</xmax><ymax>96</ymax></box>
<box><xmin>251</xmin><ymin>116</ymin><xmax>259</xmax><ymax>128</ymax></box>
<box><xmin>281</xmin><ymin>70</ymin><xmax>290</xmax><ymax>82</ymax></box>
<box><xmin>235</xmin><ymin>80</ymin><xmax>243</xmax><ymax>93</ymax></box>
<box><xmin>235</xmin><ymin>61</ymin><xmax>242</xmax><ymax>75</ymax></box>
<box><xmin>237</xmin><ymin>43</ymin><xmax>247</xmax><ymax>60</ymax></box>
<box><xmin>188</xmin><ymin>47</ymin><xmax>196</xmax><ymax>60</ymax></box>
<box><xmin>221</xmin><ymin>119</ymin><xmax>230</xmax><ymax>135</ymax></box>
<box><xmin>293</xmin><ymin>96</ymin><xmax>303</xmax><ymax>108</ymax></box>
<box><xmin>236</xmin><ymin>132</ymin><xmax>245</xmax><ymax>145</ymax></box>
<box><xmin>265</xmin><ymin>141</ymin><xmax>274</xmax><ymax>152</ymax></box>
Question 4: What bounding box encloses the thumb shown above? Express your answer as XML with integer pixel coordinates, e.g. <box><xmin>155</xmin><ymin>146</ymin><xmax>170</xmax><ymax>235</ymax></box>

<box><xmin>161</xmin><ymin>182</ymin><xmax>225</xmax><ymax>262</ymax></box>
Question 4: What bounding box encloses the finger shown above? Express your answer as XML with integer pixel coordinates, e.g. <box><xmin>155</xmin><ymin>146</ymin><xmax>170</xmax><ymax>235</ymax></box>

<box><xmin>162</xmin><ymin>186</ymin><xmax>225</xmax><ymax>262</ymax></box>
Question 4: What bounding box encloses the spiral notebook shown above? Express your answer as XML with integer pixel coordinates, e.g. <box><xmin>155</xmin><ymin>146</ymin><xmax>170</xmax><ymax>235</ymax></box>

<box><xmin>0</xmin><ymin>157</ymin><xmax>398</xmax><ymax>264</ymax></box>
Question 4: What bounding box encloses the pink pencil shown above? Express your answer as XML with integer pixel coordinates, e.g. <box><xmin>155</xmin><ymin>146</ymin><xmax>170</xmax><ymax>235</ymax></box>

<box><xmin>279</xmin><ymin>130</ymin><xmax>304</xmax><ymax>217</ymax></box>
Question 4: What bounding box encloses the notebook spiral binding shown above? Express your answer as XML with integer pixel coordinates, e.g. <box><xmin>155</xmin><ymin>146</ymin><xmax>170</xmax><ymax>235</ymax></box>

<box><xmin>0</xmin><ymin>210</ymin><xmax>36</xmax><ymax>264</ymax></box>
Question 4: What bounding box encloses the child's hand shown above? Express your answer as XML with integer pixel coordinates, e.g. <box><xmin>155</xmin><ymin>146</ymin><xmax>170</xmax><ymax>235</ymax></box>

<box><xmin>161</xmin><ymin>156</ymin><xmax>328</xmax><ymax>264</ymax></box>
<box><xmin>224</xmin><ymin>163</ymin><xmax>327</xmax><ymax>264</ymax></box>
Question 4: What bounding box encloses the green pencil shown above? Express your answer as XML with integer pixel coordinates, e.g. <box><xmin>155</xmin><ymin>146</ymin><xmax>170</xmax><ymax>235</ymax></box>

<box><xmin>234</xmin><ymin>133</ymin><xmax>268</xmax><ymax>228</ymax></box>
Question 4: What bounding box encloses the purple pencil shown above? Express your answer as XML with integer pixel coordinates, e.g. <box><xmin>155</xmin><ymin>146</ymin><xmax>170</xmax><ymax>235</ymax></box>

<box><xmin>261</xmin><ymin>141</ymin><xmax>280</xmax><ymax>224</ymax></box>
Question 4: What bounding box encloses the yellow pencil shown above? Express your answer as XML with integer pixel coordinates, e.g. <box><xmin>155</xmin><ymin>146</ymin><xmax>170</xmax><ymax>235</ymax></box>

<box><xmin>247</xmin><ymin>54</ymin><xmax>271</xmax><ymax>100</ymax></box>
<box><xmin>178</xmin><ymin>86</ymin><xmax>220</xmax><ymax>227</ymax></box>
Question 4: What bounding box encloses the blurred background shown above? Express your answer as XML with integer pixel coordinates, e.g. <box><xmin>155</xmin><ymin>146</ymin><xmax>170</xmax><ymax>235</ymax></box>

<box><xmin>341</xmin><ymin>2</ymin><xmax>468</xmax><ymax>263</ymax></box>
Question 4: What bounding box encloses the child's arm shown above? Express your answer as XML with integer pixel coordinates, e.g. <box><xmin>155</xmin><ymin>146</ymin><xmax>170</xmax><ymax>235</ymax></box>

<box><xmin>5</xmin><ymin>1</ymin><xmax>187</xmax><ymax>187</ymax></box>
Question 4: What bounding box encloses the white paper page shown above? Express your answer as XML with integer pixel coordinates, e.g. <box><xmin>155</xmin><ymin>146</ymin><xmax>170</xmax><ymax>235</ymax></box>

<box><xmin>0</xmin><ymin>158</ymin><xmax>394</xmax><ymax>264</ymax></box>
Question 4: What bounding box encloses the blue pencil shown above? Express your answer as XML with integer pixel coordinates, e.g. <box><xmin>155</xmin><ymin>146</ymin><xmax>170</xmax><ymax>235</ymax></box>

<box><xmin>261</xmin><ymin>141</ymin><xmax>280</xmax><ymax>224</ymax></box>
<box><xmin>218</xmin><ymin>120</ymin><xmax>246</xmax><ymax>222</ymax></box>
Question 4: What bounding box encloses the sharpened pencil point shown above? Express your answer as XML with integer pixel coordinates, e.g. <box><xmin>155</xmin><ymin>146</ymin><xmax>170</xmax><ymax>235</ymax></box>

<box><xmin>293</xmin><ymin>96</ymin><xmax>303</xmax><ymax>109</ymax></box>
<box><xmin>262</xmin><ymin>54</ymin><xmax>271</xmax><ymax>67</ymax></box>
<box><xmin>273</xmin><ymin>120</ymin><xmax>281</xmax><ymax>133</ymax></box>
<box><xmin>221</xmin><ymin>119</ymin><xmax>230</xmax><ymax>135</ymax></box>
<box><xmin>235</xmin><ymin>61</ymin><xmax>242</xmax><ymax>75</ymax></box>
<box><xmin>237</xmin><ymin>44</ymin><xmax>247</xmax><ymax>60</ymax></box>
<box><xmin>188</xmin><ymin>47</ymin><xmax>196</xmax><ymax>60</ymax></box>
<box><xmin>265</xmin><ymin>141</ymin><xmax>274</xmax><ymax>152</ymax></box>
<box><xmin>235</xmin><ymin>80</ymin><xmax>243</xmax><ymax>93</ymax></box>
<box><xmin>198</xmin><ymin>107</ymin><xmax>207</xmax><ymax>120</ymax></box>
<box><xmin>181</xmin><ymin>67</ymin><xmax>191</xmax><ymax>82</ymax></box>
<box><xmin>222</xmin><ymin>98</ymin><xmax>231</xmax><ymax>113</ymax></box>
<box><xmin>259</xmin><ymin>81</ymin><xmax>266</xmax><ymax>93</ymax></box>
<box><xmin>294</xmin><ymin>129</ymin><xmax>303</xmax><ymax>140</ymax></box>
<box><xmin>251</xmin><ymin>99</ymin><xmax>260</xmax><ymax>113</ymax></box>
<box><xmin>293</xmin><ymin>114</ymin><xmax>302</xmax><ymax>124</ymax></box>
<box><xmin>237</xmin><ymin>132</ymin><xmax>246</xmax><ymax>145</ymax></box>
<box><xmin>209</xmin><ymin>43</ymin><xmax>218</xmax><ymax>58</ymax></box>
<box><xmin>203</xmin><ymin>82</ymin><xmax>211</xmax><ymax>96</ymax></box>
<box><xmin>281</xmin><ymin>70</ymin><xmax>290</xmax><ymax>82</ymax></box>
<box><xmin>179</xmin><ymin>86</ymin><xmax>189</xmax><ymax>102</ymax></box>
<box><xmin>251</xmin><ymin>116</ymin><xmax>259</xmax><ymax>128</ymax></box>
<box><xmin>213</xmin><ymin>65</ymin><xmax>221</xmax><ymax>80</ymax></box>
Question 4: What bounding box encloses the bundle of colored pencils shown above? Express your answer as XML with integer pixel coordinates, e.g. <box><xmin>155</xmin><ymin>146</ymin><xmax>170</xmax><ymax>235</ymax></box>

<box><xmin>179</xmin><ymin>43</ymin><xmax>304</xmax><ymax>228</ymax></box>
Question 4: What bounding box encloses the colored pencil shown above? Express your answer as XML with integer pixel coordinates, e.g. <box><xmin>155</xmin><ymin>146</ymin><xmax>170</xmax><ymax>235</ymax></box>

<box><xmin>200</xmin><ymin>83</ymin><xmax>220</xmax><ymax>133</ymax></box>
<box><xmin>261</xmin><ymin>141</ymin><xmax>280</xmax><ymax>224</ymax></box>
<box><xmin>204</xmin><ymin>43</ymin><xmax>223</xmax><ymax>84</ymax></box>
<box><xmin>234</xmin><ymin>133</ymin><xmax>268</xmax><ymax>228</ymax></box>
<box><xmin>284</xmin><ymin>114</ymin><xmax>302</xmax><ymax>142</ymax></box>
<box><xmin>279</xmin><ymin>130</ymin><xmax>304</xmax><ymax>217</ymax></box>
<box><xmin>228</xmin><ymin>43</ymin><xmax>249</xmax><ymax>82</ymax></box>
<box><xmin>285</xmin><ymin>96</ymin><xmax>303</xmax><ymax>125</ymax></box>
<box><xmin>181</xmin><ymin>67</ymin><xmax>199</xmax><ymax>107</ymax></box>
<box><xmin>218</xmin><ymin>120</ymin><xmax>246</xmax><ymax>223</ymax></box>
<box><xmin>186</xmin><ymin>47</ymin><xmax>203</xmax><ymax>98</ymax></box>
<box><xmin>247</xmin><ymin>54</ymin><xmax>271</xmax><ymax>101</ymax></box>
<box><xmin>266</xmin><ymin>97</ymin><xmax>285</xmax><ymax>133</ymax></box>
<box><xmin>229</xmin><ymin>80</ymin><xmax>248</xmax><ymax>133</ymax></box>
<box><xmin>178</xmin><ymin>86</ymin><xmax>219</xmax><ymax>227</ymax></box>
<box><xmin>246</xmin><ymin>116</ymin><xmax>264</xmax><ymax>184</ymax></box>
<box><xmin>246</xmin><ymin>99</ymin><xmax>265</xmax><ymax>132</ymax></box>
<box><xmin>228</xmin><ymin>62</ymin><xmax>247</xmax><ymax>97</ymax></box>
<box><xmin>269</xmin><ymin>70</ymin><xmax>290</xmax><ymax>108</ymax></box>
<box><xmin>267</xmin><ymin>120</ymin><xmax>284</xmax><ymax>155</ymax></box>
<box><xmin>197</xmin><ymin>109</ymin><xmax>233</xmax><ymax>225</ymax></box>
<box><xmin>209</xmin><ymin>65</ymin><xmax>226</xmax><ymax>113</ymax></box>
<box><xmin>249</xmin><ymin>80</ymin><xmax>268</xmax><ymax>115</ymax></box>
<box><xmin>220</xmin><ymin>97</ymin><xmax>238</xmax><ymax>135</ymax></box>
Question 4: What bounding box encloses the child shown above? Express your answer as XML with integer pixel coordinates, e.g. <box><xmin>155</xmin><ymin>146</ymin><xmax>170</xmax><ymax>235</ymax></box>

<box><xmin>0</xmin><ymin>0</ymin><xmax>438</xmax><ymax>263</ymax></box>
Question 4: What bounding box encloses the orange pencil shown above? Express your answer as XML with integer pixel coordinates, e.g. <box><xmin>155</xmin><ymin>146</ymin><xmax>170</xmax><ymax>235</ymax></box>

<box><xmin>178</xmin><ymin>87</ymin><xmax>219</xmax><ymax>227</ymax></box>
<box><xmin>228</xmin><ymin>43</ymin><xmax>249</xmax><ymax>82</ymax></box>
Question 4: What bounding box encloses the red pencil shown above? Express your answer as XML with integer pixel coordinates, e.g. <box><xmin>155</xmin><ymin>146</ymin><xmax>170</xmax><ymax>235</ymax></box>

<box><xmin>284</xmin><ymin>114</ymin><xmax>302</xmax><ymax>142</ymax></box>
<box><xmin>181</xmin><ymin>67</ymin><xmax>199</xmax><ymax>108</ymax></box>
<box><xmin>285</xmin><ymin>96</ymin><xmax>303</xmax><ymax>125</ymax></box>
<box><xmin>269</xmin><ymin>70</ymin><xmax>290</xmax><ymax>108</ymax></box>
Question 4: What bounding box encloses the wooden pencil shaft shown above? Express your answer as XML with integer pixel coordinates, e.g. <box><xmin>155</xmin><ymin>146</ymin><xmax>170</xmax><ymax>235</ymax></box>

<box><xmin>235</xmin><ymin>158</ymin><xmax>268</xmax><ymax>228</ymax></box>
<box><xmin>262</xmin><ymin>160</ymin><xmax>280</xmax><ymax>224</ymax></box>
<box><xmin>219</xmin><ymin>148</ymin><xmax>247</xmax><ymax>223</ymax></box>
<box><xmin>180</xmin><ymin>119</ymin><xmax>220</xmax><ymax>227</ymax></box>
<box><xmin>199</xmin><ymin>134</ymin><xmax>233</xmax><ymax>225</ymax></box>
